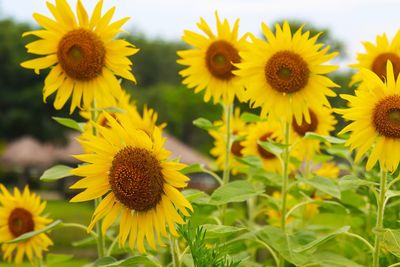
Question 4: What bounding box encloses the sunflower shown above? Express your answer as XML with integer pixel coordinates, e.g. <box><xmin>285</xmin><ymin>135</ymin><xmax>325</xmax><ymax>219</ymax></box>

<box><xmin>0</xmin><ymin>185</ymin><xmax>53</xmax><ymax>265</ymax></box>
<box><xmin>209</xmin><ymin>108</ymin><xmax>248</xmax><ymax>174</ymax></box>
<box><xmin>241</xmin><ymin>121</ymin><xmax>283</xmax><ymax>173</ymax></box>
<box><xmin>313</xmin><ymin>161</ymin><xmax>340</xmax><ymax>179</ymax></box>
<box><xmin>235</xmin><ymin>21</ymin><xmax>338</xmax><ymax>124</ymax></box>
<box><xmin>266</xmin><ymin>191</ymin><xmax>295</xmax><ymax>226</ymax></box>
<box><xmin>70</xmin><ymin>112</ymin><xmax>192</xmax><ymax>253</ymax></box>
<box><xmin>291</xmin><ymin>105</ymin><xmax>337</xmax><ymax>160</ymax></box>
<box><xmin>21</xmin><ymin>0</ymin><xmax>138</xmax><ymax>113</ymax></box>
<box><xmin>350</xmin><ymin>31</ymin><xmax>400</xmax><ymax>87</ymax></box>
<box><xmin>177</xmin><ymin>12</ymin><xmax>247</xmax><ymax>104</ymax></box>
<box><xmin>339</xmin><ymin>62</ymin><xmax>400</xmax><ymax>171</ymax></box>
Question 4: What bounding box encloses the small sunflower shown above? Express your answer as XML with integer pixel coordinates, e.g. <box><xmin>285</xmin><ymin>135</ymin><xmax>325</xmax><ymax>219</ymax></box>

<box><xmin>339</xmin><ymin>62</ymin><xmax>400</xmax><ymax>171</ymax></box>
<box><xmin>177</xmin><ymin>12</ymin><xmax>247</xmax><ymax>104</ymax></box>
<box><xmin>235</xmin><ymin>21</ymin><xmax>338</xmax><ymax>124</ymax></box>
<box><xmin>21</xmin><ymin>0</ymin><xmax>138</xmax><ymax>113</ymax></box>
<box><xmin>209</xmin><ymin>108</ymin><xmax>248</xmax><ymax>174</ymax></box>
<box><xmin>0</xmin><ymin>185</ymin><xmax>53</xmax><ymax>265</ymax></box>
<box><xmin>70</xmin><ymin>113</ymin><xmax>192</xmax><ymax>253</ymax></box>
<box><xmin>350</xmin><ymin>31</ymin><xmax>400</xmax><ymax>86</ymax></box>
<box><xmin>291</xmin><ymin>105</ymin><xmax>337</xmax><ymax>159</ymax></box>
<box><xmin>241</xmin><ymin>121</ymin><xmax>283</xmax><ymax>173</ymax></box>
<box><xmin>266</xmin><ymin>191</ymin><xmax>295</xmax><ymax>226</ymax></box>
<box><xmin>313</xmin><ymin>161</ymin><xmax>340</xmax><ymax>179</ymax></box>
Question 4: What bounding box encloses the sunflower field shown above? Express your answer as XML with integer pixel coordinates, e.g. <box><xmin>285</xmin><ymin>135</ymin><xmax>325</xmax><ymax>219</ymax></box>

<box><xmin>1</xmin><ymin>0</ymin><xmax>400</xmax><ymax>266</ymax></box>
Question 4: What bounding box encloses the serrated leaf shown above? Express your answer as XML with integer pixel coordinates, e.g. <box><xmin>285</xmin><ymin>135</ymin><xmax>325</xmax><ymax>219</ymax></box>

<box><xmin>203</xmin><ymin>224</ymin><xmax>246</xmax><ymax>239</ymax></box>
<box><xmin>52</xmin><ymin>117</ymin><xmax>84</xmax><ymax>132</ymax></box>
<box><xmin>294</xmin><ymin>226</ymin><xmax>350</xmax><ymax>253</ymax></box>
<box><xmin>105</xmin><ymin>256</ymin><xmax>160</xmax><ymax>267</ymax></box>
<box><xmin>304</xmin><ymin>132</ymin><xmax>346</xmax><ymax>144</ymax></box>
<box><xmin>339</xmin><ymin>175</ymin><xmax>377</xmax><ymax>191</ymax></box>
<box><xmin>6</xmin><ymin>220</ymin><xmax>62</xmax><ymax>243</ymax></box>
<box><xmin>193</xmin><ymin>118</ymin><xmax>220</xmax><ymax>131</ymax></box>
<box><xmin>40</xmin><ymin>165</ymin><xmax>73</xmax><ymax>182</ymax></box>
<box><xmin>240</xmin><ymin>112</ymin><xmax>264</xmax><ymax>123</ymax></box>
<box><xmin>300</xmin><ymin>176</ymin><xmax>341</xmax><ymax>199</ymax></box>
<box><xmin>209</xmin><ymin>180</ymin><xmax>264</xmax><ymax>205</ymax></box>
<box><xmin>46</xmin><ymin>254</ymin><xmax>74</xmax><ymax>265</ymax></box>
<box><xmin>181</xmin><ymin>163</ymin><xmax>205</xmax><ymax>174</ymax></box>
<box><xmin>93</xmin><ymin>257</ymin><xmax>117</xmax><ymax>267</ymax></box>
<box><xmin>377</xmin><ymin>228</ymin><xmax>400</xmax><ymax>257</ymax></box>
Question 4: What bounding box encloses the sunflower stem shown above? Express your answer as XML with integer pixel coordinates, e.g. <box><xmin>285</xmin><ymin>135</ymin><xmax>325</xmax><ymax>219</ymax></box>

<box><xmin>372</xmin><ymin>169</ymin><xmax>387</xmax><ymax>267</ymax></box>
<box><xmin>90</xmin><ymin>101</ymin><xmax>106</xmax><ymax>259</ymax></box>
<box><xmin>169</xmin><ymin>235</ymin><xmax>181</xmax><ymax>267</ymax></box>
<box><xmin>279</xmin><ymin>120</ymin><xmax>290</xmax><ymax>267</ymax></box>
<box><xmin>221</xmin><ymin>103</ymin><xmax>233</xmax><ymax>224</ymax></box>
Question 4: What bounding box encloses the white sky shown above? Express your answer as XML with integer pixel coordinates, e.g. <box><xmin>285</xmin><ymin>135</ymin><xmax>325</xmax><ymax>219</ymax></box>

<box><xmin>1</xmin><ymin>0</ymin><xmax>400</xmax><ymax>65</ymax></box>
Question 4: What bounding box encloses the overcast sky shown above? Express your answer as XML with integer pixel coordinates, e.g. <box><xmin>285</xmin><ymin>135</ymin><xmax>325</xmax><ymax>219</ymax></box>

<box><xmin>1</xmin><ymin>0</ymin><xmax>399</xmax><ymax>66</ymax></box>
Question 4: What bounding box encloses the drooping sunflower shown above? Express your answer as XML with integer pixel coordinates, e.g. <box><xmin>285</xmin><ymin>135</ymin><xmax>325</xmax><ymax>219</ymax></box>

<box><xmin>339</xmin><ymin>62</ymin><xmax>400</xmax><ymax>171</ymax></box>
<box><xmin>291</xmin><ymin>105</ymin><xmax>337</xmax><ymax>159</ymax></box>
<box><xmin>350</xmin><ymin>31</ymin><xmax>400</xmax><ymax>87</ymax></box>
<box><xmin>209</xmin><ymin>108</ymin><xmax>248</xmax><ymax>174</ymax></box>
<box><xmin>235</xmin><ymin>21</ymin><xmax>338</xmax><ymax>124</ymax></box>
<box><xmin>177</xmin><ymin>12</ymin><xmax>247</xmax><ymax>104</ymax></box>
<box><xmin>70</xmin><ymin>113</ymin><xmax>192</xmax><ymax>253</ymax></box>
<box><xmin>241</xmin><ymin>121</ymin><xmax>283</xmax><ymax>173</ymax></box>
<box><xmin>21</xmin><ymin>0</ymin><xmax>138</xmax><ymax>113</ymax></box>
<box><xmin>0</xmin><ymin>185</ymin><xmax>53</xmax><ymax>265</ymax></box>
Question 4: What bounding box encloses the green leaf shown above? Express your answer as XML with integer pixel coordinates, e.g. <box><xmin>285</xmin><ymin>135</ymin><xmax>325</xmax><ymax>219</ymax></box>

<box><xmin>106</xmin><ymin>256</ymin><xmax>160</xmax><ymax>267</ymax></box>
<box><xmin>202</xmin><ymin>224</ymin><xmax>246</xmax><ymax>239</ymax></box>
<box><xmin>308</xmin><ymin>252</ymin><xmax>363</xmax><ymax>267</ymax></box>
<box><xmin>300</xmin><ymin>176</ymin><xmax>341</xmax><ymax>199</ymax></box>
<box><xmin>93</xmin><ymin>257</ymin><xmax>117</xmax><ymax>267</ymax></box>
<box><xmin>209</xmin><ymin>180</ymin><xmax>264</xmax><ymax>205</ymax></box>
<box><xmin>235</xmin><ymin>155</ymin><xmax>263</xmax><ymax>168</ymax></box>
<box><xmin>94</xmin><ymin>107</ymin><xmax>126</xmax><ymax>113</ymax></box>
<box><xmin>52</xmin><ymin>117</ymin><xmax>85</xmax><ymax>132</ymax></box>
<box><xmin>304</xmin><ymin>132</ymin><xmax>346</xmax><ymax>144</ymax></box>
<box><xmin>339</xmin><ymin>175</ymin><xmax>377</xmax><ymax>191</ymax></box>
<box><xmin>46</xmin><ymin>254</ymin><xmax>74</xmax><ymax>265</ymax></box>
<box><xmin>193</xmin><ymin>118</ymin><xmax>220</xmax><ymax>131</ymax></box>
<box><xmin>257</xmin><ymin>140</ymin><xmax>285</xmax><ymax>157</ymax></box>
<box><xmin>386</xmin><ymin>190</ymin><xmax>400</xmax><ymax>201</ymax></box>
<box><xmin>181</xmin><ymin>163</ymin><xmax>205</xmax><ymax>174</ymax></box>
<box><xmin>72</xmin><ymin>236</ymin><xmax>97</xmax><ymax>247</ymax></box>
<box><xmin>6</xmin><ymin>220</ymin><xmax>62</xmax><ymax>243</ymax></box>
<box><xmin>181</xmin><ymin>189</ymin><xmax>210</xmax><ymax>205</ymax></box>
<box><xmin>240</xmin><ymin>112</ymin><xmax>265</xmax><ymax>123</ymax></box>
<box><xmin>40</xmin><ymin>165</ymin><xmax>73</xmax><ymax>182</ymax></box>
<box><xmin>257</xmin><ymin>226</ymin><xmax>308</xmax><ymax>265</ymax></box>
<box><xmin>294</xmin><ymin>226</ymin><xmax>350</xmax><ymax>253</ymax></box>
<box><xmin>377</xmin><ymin>228</ymin><xmax>400</xmax><ymax>257</ymax></box>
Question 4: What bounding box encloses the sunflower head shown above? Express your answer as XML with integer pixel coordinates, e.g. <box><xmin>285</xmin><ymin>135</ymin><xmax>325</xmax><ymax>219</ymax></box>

<box><xmin>21</xmin><ymin>0</ymin><xmax>139</xmax><ymax>113</ymax></box>
<box><xmin>0</xmin><ymin>185</ymin><xmax>53</xmax><ymax>265</ymax></box>
<box><xmin>350</xmin><ymin>32</ymin><xmax>400</xmax><ymax>86</ymax></box>
<box><xmin>235</xmin><ymin>21</ymin><xmax>338</xmax><ymax>123</ymax></box>
<box><xmin>177</xmin><ymin>11</ymin><xmax>247</xmax><ymax>104</ymax></box>
<box><xmin>340</xmin><ymin>61</ymin><xmax>400</xmax><ymax>171</ymax></box>
<box><xmin>71</xmin><ymin>112</ymin><xmax>192</xmax><ymax>253</ymax></box>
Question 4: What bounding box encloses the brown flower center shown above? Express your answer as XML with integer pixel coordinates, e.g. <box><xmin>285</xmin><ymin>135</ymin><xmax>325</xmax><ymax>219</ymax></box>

<box><xmin>206</xmin><ymin>40</ymin><xmax>240</xmax><ymax>80</ymax></box>
<box><xmin>373</xmin><ymin>95</ymin><xmax>400</xmax><ymax>138</ymax></box>
<box><xmin>265</xmin><ymin>51</ymin><xmax>310</xmax><ymax>94</ymax></box>
<box><xmin>231</xmin><ymin>140</ymin><xmax>244</xmax><ymax>157</ymax></box>
<box><xmin>292</xmin><ymin>110</ymin><xmax>318</xmax><ymax>136</ymax></box>
<box><xmin>98</xmin><ymin>113</ymin><xmax>117</xmax><ymax>128</ymax></box>
<box><xmin>371</xmin><ymin>53</ymin><xmax>400</xmax><ymax>81</ymax></box>
<box><xmin>8</xmin><ymin>208</ymin><xmax>34</xmax><ymax>238</ymax></box>
<box><xmin>257</xmin><ymin>133</ymin><xmax>276</xmax><ymax>159</ymax></box>
<box><xmin>57</xmin><ymin>28</ymin><xmax>105</xmax><ymax>81</ymax></box>
<box><xmin>109</xmin><ymin>146</ymin><xmax>164</xmax><ymax>211</ymax></box>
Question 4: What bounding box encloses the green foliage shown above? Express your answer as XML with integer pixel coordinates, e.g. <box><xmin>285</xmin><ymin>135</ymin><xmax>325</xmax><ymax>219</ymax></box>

<box><xmin>178</xmin><ymin>223</ymin><xmax>241</xmax><ymax>267</ymax></box>
<box><xmin>40</xmin><ymin>165</ymin><xmax>73</xmax><ymax>182</ymax></box>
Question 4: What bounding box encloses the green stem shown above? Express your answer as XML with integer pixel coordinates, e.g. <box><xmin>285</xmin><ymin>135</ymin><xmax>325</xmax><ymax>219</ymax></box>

<box><xmin>222</xmin><ymin>103</ymin><xmax>233</xmax><ymax>185</ymax></box>
<box><xmin>254</xmin><ymin>239</ymin><xmax>280</xmax><ymax>267</ymax></box>
<box><xmin>169</xmin><ymin>235</ymin><xmax>181</xmax><ymax>267</ymax></box>
<box><xmin>343</xmin><ymin>232</ymin><xmax>374</xmax><ymax>252</ymax></box>
<box><xmin>90</xmin><ymin>101</ymin><xmax>106</xmax><ymax>259</ymax></box>
<box><xmin>279</xmin><ymin>120</ymin><xmax>290</xmax><ymax>267</ymax></box>
<box><xmin>107</xmin><ymin>236</ymin><xmax>119</xmax><ymax>256</ymax></box>
<box><xmin>372</xmin><ymin>169</ymin><xmax>387</xmax><ymax>267</ymax></box>
<box><xmin>60</xmin><ymin>222</ymin><xmax>98</xmax><ymax>239</ymax></box>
